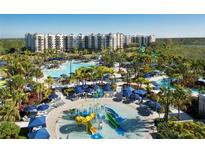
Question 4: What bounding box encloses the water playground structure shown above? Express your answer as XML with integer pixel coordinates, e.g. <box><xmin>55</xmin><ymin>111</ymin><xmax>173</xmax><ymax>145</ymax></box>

<box><xmin>72</xmin><ymin>105</ymin><xmax>126</xmax><ymax>137</ymax></box>
<box><xmin>75</xmin><ymin>113</ymin><xmax>97</xmax><ymax>135</ymax></box>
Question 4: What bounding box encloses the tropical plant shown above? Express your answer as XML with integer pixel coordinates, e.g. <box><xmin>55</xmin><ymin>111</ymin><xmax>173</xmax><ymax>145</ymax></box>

<box><xmin>173</xmin><ymin>84</ymin><xmax>192</xmax><ymax>120</ymax></box>
<box><xmin>157</xmin><ymin>87</ymin><xmax>175</xmax><ymax>122</ymax></box>
<box><xmin>0</xmin><ymin>121</ymin><xmax>22</xmax><ymax>139</ymax></box>
<box><xmin>157</xmin><ymin>121</ymin><xmax>205</xmax><ymax>139</ymax></box>
<box><xmin>45</xmin><ymin>76</ymin><xmax>55</xmax><ymax>89</ymax></box>
<box><xmin>0</xmin><ymin>100</ymin><xmax>20</xmax><ymax>122</ymax></box>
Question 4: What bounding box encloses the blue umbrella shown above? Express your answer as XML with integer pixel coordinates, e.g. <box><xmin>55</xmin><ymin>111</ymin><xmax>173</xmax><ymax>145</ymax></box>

<box><xmin>24</xmin><ymin>105</ymin><xmax>37</xmax><ymax>112</ymax></box>
<box><xmin>81</xmin><ymin>84</ymin><xmax>89</xmax><ymax>90</ymax></box>
<box><xmin>133</xmin><ymin>89</ymin><xmax>147</xmax><ymax>97</ymax></box>
<box><xmin>103</xmin><ymin>84</ymin><xmax>112</xmax><ymax>92</ymax></box>
<box><xmin>48</xmin><ymin>93</ymin><xmax>58</xmax><ymax>100</ymax></box>
<box><xmin>125</xmin><ymin>86</ymin><xmax>135</xmax><ymax>92</ymax></box>
<box><xmin>85</xmin><ymin>88</ymin><xmax>94</xmax><ymax>93</ymax></box>
<box><xmin>74</xmin><ymin>86</ymin><xmax>84</xmax><ymax>94</ymax></box>
<box><xmin>130</xmin><ymin>93</ymin><xmax>140</xmax><ymax>101</ymax></box>
<box><xmin>92</xmin><ymin>85</ymin><xmax>99</xmax><ymax>90</ymax></box>
<box><xmin>28</xmin><ymin>116</ymin><xmax>46</xmax><ymax>128</ymax></box>
<box><xmin>122</xmin><ymin>86</ymin><xmax>134</xmax><ymax>97</ymax></box>
<box><xmin>145</xmin><ymin>101</ymin><xmax>161</xmax><ymax>111</ymax></box>
<box><xmin>122</xmin><ymin>89</ymin><xmax>132</xmax><ymax>98</ymax></box>
<box><xmin>28</xmin><ymin>128</ymin><xmax>50</xmax><ymax>139</ymax></box>
<box><xmin>153</xmin><ymin>86</ymin><xmax>160</xmax><ymax>90</ymax></box>
<box><xmin>37</xmin><ymin>104</ymin><xmax>49</xmax><ymax>111</ymax></box>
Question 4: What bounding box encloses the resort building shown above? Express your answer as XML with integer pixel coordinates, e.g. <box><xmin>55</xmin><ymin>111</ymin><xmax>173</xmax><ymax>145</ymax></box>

<box><xmin>66</xmin><ymin>34</ymin><xmax>77</xmax><ymax>51</ymax></box>
<box><xmin>76</xmin><ymin>34</ymin><xmax>85</xmax><ymax>50</ymax></box>
<box><xmin>47</xmin><ymin>34</ymin><xmax>56</xmax><ymax>50</ymax></box>
<box><xmin>55</xmin><ymin>33</ymin><xmax>64</xmax><ymax>52</ymax></box>
<box><xmin>25</xmin><ymin>33</ymin><xmax>155</xmax><ymax>52</ymax></box>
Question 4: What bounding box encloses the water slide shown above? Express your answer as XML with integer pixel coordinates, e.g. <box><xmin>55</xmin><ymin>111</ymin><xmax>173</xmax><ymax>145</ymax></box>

<box><xmin>105</xmin><ymin>107</ymin><xmax>125</xmax><ymax>123</ymax></box>
<box><xmin>105</xmin><ymin>107</ymin><xmax>126</xmax><ymax>136</ymax></box>
<box><xmin>75</xmin><ymin>113</ymin><xmax>97</xmax><ymax>135</ymax></box>
<box><xmin>106</xmin><ymin>112</ymin><xmax>120</xmax><ymax>129</ymax></box>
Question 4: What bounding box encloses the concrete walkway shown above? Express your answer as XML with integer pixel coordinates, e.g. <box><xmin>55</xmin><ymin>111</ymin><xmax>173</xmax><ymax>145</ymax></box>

<box><xmin>46</xmin><ymin>97</ymin><xmax>158</xmax><ymax>139</ymax></box>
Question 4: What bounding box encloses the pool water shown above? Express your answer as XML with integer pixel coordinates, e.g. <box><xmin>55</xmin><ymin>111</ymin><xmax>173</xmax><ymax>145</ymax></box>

<box><xmin>56</xmin><ymin>102</ymin><xmax>150</xmax><ymax>139</ymax></box>
<box><xmin>155</xmin><ymin>78</ymin><xmax>200</xmax><ymax>95</ymax></box>
<box><xmin>43</xmin><ymin>60</ymin><xmax>96</xmax><ymax>78</ymax></box>
<box><xmin>155</xmin><ymin>78</ymin><xmax>175</xmax><ymax>90</ymax></box>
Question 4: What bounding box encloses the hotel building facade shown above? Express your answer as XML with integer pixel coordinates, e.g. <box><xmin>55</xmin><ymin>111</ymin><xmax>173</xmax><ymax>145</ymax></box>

<box><xmin>25</xmin><ymin>33</ymin><xmax>155</xmax><ymax>52</ymax></box>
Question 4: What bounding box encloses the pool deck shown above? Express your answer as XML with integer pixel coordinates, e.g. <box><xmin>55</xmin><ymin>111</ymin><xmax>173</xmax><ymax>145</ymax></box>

<box><xmin>46</xmin><ymin>97</ymin><xmax>158</xmax><ymax>139</ymax></box>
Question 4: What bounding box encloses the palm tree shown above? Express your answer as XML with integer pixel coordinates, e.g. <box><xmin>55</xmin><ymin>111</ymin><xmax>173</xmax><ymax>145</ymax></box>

<box><xmin>32</xmin><ymin>68</ymin><xmax>44</xmax><ymax>82</ymax></box>
<box><xmin>135</xmin><ymin>77</ymin><xmax>146</xmax><ymax>89</ymax></box>
<box><xmin>173</xmin><ymin>85</ymin><xmax>192</xmax><ymax>120</ymax></box>
<box><xmin>0</xmin><ymin>100</ymin><xmax>20</xmax><ymax>122</ymax></box>
<box><xmin>157</xmin><ymin>87</ymin><xmax>175</xmax><ymax>122</ymax></box>
<box><xmin>33</xmin><ymin>83</ymin><xmax>44</xmax><ymax>102</ymax></box>
<box><xmin>45</xmin><ymin>76</ymin><xmax>55</xmax><ymax>89</ymax></box>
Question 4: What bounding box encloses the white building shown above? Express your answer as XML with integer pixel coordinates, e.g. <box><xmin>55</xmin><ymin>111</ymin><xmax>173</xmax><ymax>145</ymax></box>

<box><xmin>25</xmin><ymin>32</ymin><xmax>156</xmax><ymax>52</ymax></box>
<box><xmin>55</xmin><ymin>33</ymin><xmax>64</xmax><ymax>51</ymax></box>
<box><xmin>67</xmin><ymin>34</ymin><xmax>76</xmax><ymax>51</ymax></box>
<box><xmin>76</xmin><ymin>34</ymin><xmax>85</xmax><ymax>50</ymax></box>
<box><xmin>47</xmin><ymin>34</ymin><xmax>56</xmax><ymax>50</ymax></box>
<box><xmin>30</xmin><ymin>33</ymin><xmax>45</xmax><ymax>52</ymax></box>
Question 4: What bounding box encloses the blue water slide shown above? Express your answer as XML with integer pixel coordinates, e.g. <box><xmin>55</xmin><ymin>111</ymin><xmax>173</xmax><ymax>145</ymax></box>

<box><xmin>105</xmin><ymin>107</ymin><xmax>125</xmax><ymax>123</ymax></box>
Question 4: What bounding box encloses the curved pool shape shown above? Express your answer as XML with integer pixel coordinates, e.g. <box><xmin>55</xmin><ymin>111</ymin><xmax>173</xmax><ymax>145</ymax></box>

<box><xmin>55</xmin><ymin>102</ymin><xmax>150</xmax><ymax>139</ymax></box>
<box><xmin>155</xmin><ymin>78</ymin><xmax>200</xmax><ymax>95</ymax></box>
<box><xmin>43</xmin><ymin>60</ymin><xmax>96</xmax><ymax>78</ymax></box>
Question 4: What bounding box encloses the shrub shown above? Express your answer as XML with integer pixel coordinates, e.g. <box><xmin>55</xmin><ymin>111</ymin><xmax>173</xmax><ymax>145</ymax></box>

<box><xmin>157</xmin><ymin>121</ymin><xmax>205</xmax><ymax>139</ymax></box>
<box><xmin>0</xmin><ymin>121</ymin><xmax>21</xmax><ymax>139</ymax></box>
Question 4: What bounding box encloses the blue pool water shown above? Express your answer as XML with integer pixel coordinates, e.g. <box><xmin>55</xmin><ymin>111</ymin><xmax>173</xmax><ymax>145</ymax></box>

<box><xmin>43</xmin><ymin>60</ymin><xmax>96</xmax><ymax>78</ymax></box>
<box><xmin>155</xmin><ymin>78</ymin><xmax>200</xmax><ymax>95</ymax></box>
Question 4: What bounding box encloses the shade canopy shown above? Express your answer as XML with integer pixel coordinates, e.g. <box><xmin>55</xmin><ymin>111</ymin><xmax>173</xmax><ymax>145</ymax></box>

<box><xmin>81</xmin><ymin>84</ymin><xmax>89</xmax><ymax>90</ymax></box>
<box><xmin>28</xmin><ymin>128</ymin><xmax>50</xmax><ymax>139</ymax></box>
<box><xmin>48</xmin><ymin>93</ymin><xmax>58</xmax><ymax>100</ymax></box>
<box><xmin>103</xmin><ymin>84</ymin><xmax>112</xmax><ymax>92</ymax></box>
<box><xmin>74</xmin><ymin>86</ymin><xmax>84</xmax><ymax>94</ymax></box>
<box><xmin>28</xmin><ymin>116</ymin><xmax>46</xmax><ymax>128</ymax></box>
<box><xmin>145</xmin><ymin>100</ymin><xmax>161</xmax><ymax>111</ymax></box>
<box><xmin>122</xmin><ymin>86</ymin><xmax>134</xmax><ymax>97</ymax></box>
<box><xmin>48</xmin><ymin>57</ymin><xmax>64</xmax><ymax>61</ymax></box>
<box><xmin>92</xmin><ymin>85</ymin><xmax>99</xmax><ymax>90</ymax></box>
<box><xmin>37</xmin><ymin>104</ymin><xmax>49</xmax><ymax>111</ymax></box>
<box><xmin>133</xmin><ymin>89</ymin><xmax>147</xmax><ymax>97</ymax></box>
<box><xmin>130</xmin><ymin>93</ymin><xmax>140</xmax><ymax>101</ymax></box>
<box><xmin>153</xmin><ymin>86</ymin><xmax>160</xmax><ymax>90</ymax></box>
<box><xmin>85</xmin><ymin>88</ymin><xmax>94</xmax><ymax>93</ymax></box>
<box><xmin>122</xmin><ymin>89</ymin><xmax>132</xmax><ymax>98</ymax></box>
<box><xmin>24</xmin><ymin>105</ymin><xmax>37</xmax><ymax>112</ymax></box>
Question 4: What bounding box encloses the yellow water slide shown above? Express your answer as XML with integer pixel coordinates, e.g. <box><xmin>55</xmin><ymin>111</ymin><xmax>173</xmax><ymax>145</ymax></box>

<box><xmin>75</xmin><ymin>113</ymin><xmax>97</xmax><ymax>134</ymax></box>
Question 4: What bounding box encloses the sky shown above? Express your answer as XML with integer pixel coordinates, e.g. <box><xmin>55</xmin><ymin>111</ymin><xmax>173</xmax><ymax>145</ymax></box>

<box><xmin>0</xmin><ymin>14</ymin><xmax>205</xmax><ymax>38</ymax></box>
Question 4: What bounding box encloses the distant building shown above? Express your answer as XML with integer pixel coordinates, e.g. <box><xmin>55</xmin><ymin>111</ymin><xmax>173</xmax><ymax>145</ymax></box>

<box><xmin>25</xmin><ymin>32</ymin><xmax>156</xmax><ymax>52</ymax></box>
<box><xmin>55</xmin><ymin>33</ymin><xmax>64</xmax><ymax>52</ymax></box>
<box><xmin>47</xmin><ymin>34</ymin><xmax>56</xmax><ymax>50</ymax></box>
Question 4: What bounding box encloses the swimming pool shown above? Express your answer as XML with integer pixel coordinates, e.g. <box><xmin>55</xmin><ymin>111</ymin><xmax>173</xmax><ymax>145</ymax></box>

<box><xmin>55</xmin><ymin>101</ymin><xmax>150</xmax><ymax>139</ymax></box>
<box><xmin>155</xmin><ymin>78</ymin><xmax>200</xmax><ymax>95</ymax></box>
<box><xmin>43</xmin><ymin>60</ymin><xmax>96</xmax><ymax>78</ymax></box>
